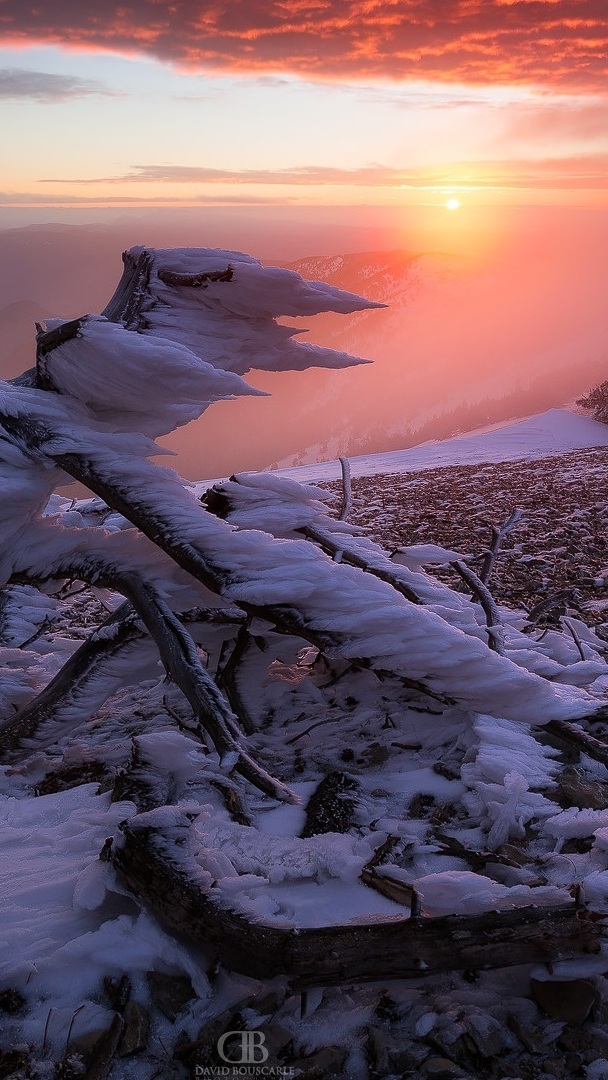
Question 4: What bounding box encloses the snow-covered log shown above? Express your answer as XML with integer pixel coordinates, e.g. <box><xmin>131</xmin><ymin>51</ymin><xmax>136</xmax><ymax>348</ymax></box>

<box><xmin>112</xmin><ymin>814</ymin><xmax>604</xmax><ymax>986</ymax></box>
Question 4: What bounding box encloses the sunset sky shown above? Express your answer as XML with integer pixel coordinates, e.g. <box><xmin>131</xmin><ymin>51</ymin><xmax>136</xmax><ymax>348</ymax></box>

<box><xmin>0</xmin><ymin>0</ymin><xmax>607</xmax><ymax>217</ymax></box>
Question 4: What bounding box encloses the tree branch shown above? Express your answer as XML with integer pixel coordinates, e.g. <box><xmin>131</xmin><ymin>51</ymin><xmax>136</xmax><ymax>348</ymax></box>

<box><xmin>451</xmin><ymin>559</ymin><xmax>504</xmax><ymax>655</ymax></box>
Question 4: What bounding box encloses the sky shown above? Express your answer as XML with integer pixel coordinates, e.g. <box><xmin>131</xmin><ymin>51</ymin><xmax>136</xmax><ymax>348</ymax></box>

<box><xmin>1</xmin><ymin>1</ymin><xmax>608</xmax><ymax>218</ymax></box>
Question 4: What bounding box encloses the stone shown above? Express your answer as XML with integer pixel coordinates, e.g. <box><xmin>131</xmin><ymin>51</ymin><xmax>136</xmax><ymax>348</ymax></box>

<box><xmin>542</xmin><ymin>1056</ymin><xmax>566</xmax><ymax>1078</ymax></box>
<box><xmin>464</xmin><ymin>1014</ymin><xmax>507</xmax><ymax>1058</ymax></box>
<box><xmin>291</xmin><ymin>1045</ymin><xmax>348</xmax><ymax>1078</ymax></box>
<box><xmin>556</xmin><ymin>767</ymin><xmax>608</xmax><ymax>810</ymax></box>
<box><xmin>118</xmin><ymin>1001</ymin><xmax>149</xmax><ymax>1056</ymax></box>
<box><xmin>68</xmin><ymin>1027</ymin><xmax>108</xmax><ymax>1065</ymax></box>
<box><xmin>261</xmin><ymin>1022</ymin><xmax>293</xmax><ymax>1061</ymax></box>
<box><xmin>67</xmin><ymin>1014</ymin><xmax>124</xmax><ymax>1079</ymax></box>
<box><xmin>0</xmin><ymin>988</ymin><xmax>26</xmax><ymax>1014</ymax></box>
<box><xmin>368</xmin><ymin>1026</ymin><xmax>428</xmax><ymax>1074</ymax></box>
<box><xmin>505</xmin><ymin>1010</ymin><xmax>546</xmax><ymax>1054</ymax></box>
<box><xmin>0</xmin><ymin>1047</ymin><xmax>31</xmax><ymax>1079</ymax></box>
<box><xmin>488</xmin><ymin>1061</ymin><xmax>528</xmax><ymax>1079</ymax></box>
<box><xmin>530</xmin><ymin>977</ymin><xmax>599</xmax><ymax>1024</ymax></box>
<box><xmin>146</xmin><ymin>970</ymin><xmax>196</xmax><ymax>1021</ymax></box>
<box><xmin>420</xmin><ymin>1057</ymin><xmax>469</xmax><ymax>1078</ymax></box>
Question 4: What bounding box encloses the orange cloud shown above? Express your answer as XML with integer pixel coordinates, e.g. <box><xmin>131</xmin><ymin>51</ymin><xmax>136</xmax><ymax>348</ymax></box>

<box><xmin>1</xmin><ymin>1</ymin><xmax>607</xmax><ymax>90</ymax></box>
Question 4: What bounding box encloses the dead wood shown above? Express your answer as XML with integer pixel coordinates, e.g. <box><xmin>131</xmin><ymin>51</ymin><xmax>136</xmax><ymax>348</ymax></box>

<box><xmin>0</xmin><ymin>602</ymin><xmax>245</xmax><ymax>760</ymax></box>
<box><xmin>301</xmin><ymin>523</ymin><xmax>422</xmax><ymax>605</ymax></box>
<box><xmin>157</xmin><ymin>266</ymin><xmax>234</xmax><ymax>288</ymax></box>
<box><xmin>8</xmin><ymin>560</ymin><xmax>295</xmax><ymax>802</ymax></box>
<box><xmin>337</xmin><ymin>456</ymin><xmax>352</xmax><ymax>522</ymax></box>
<box><xmin>451</xmin><ymin>559</ymin><xmax>504</xmax><ymax>654</ymax></box>
<box><xmin>478</xmin><ymin>508</ymin><xmax>522</xmax><ymax>585</ymax></box>
<box><xmin>216</xmin><ymin>623</ymin><xmax>257</xmax><ymax>734</ymax></box>
<box><xmin>543</xmin><ymin>716</ymin><xmax>608</xmax><ymax>772</ymax></box>
<box><xmin>0</xmin><ymin>602</ymin><xmax>144</xmax><ymax>754</ymax></box>
<box><xmin>112</xmin><ymin>818</ymin><xmax>605</xmax><ymax>987</ymax></box>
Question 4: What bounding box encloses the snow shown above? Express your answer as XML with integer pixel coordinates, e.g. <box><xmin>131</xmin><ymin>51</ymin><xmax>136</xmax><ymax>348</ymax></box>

<box><xmin>268</xmin><ymin>407</ymin><xmax>608</xmax><ymax>483</ymax></box>
<box><xmin>3</xmin><ymin>245</ymin><xmax>608</xmax><ymax>1075</ymax></box>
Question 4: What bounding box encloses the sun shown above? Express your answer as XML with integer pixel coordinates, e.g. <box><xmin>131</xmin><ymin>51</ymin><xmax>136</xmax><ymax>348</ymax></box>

<box><xmin>445</xmin><ymin>197</ymin><xmax>460</xmax><ymax>211</ymax></box>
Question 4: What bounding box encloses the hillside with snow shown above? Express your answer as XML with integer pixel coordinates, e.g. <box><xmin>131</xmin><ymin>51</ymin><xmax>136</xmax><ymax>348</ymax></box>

<box><xmin>275</xmin><ymin>406</ymin><xmax>608</xmax><ymax>483</ymax></box>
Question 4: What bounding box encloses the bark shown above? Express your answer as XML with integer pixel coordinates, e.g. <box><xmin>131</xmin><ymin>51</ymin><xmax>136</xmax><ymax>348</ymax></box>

<box><xmin>301</xmin><ymin>522</ymin><xmax>422</xmax><ymax>605</ymax></box>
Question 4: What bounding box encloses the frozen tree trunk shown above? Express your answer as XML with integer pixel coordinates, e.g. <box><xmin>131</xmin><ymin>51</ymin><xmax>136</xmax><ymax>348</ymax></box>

<box><xmin>112</xmin><ymin>817</ymin><xmax>604</xmax><ymax>987</ymax></box>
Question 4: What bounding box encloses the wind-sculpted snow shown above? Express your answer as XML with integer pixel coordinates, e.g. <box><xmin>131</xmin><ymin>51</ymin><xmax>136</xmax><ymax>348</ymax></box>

<box><xmin>99</xmin><ymin>245</ymin><xmax>379</xmax><ymax>378</ymax></box>
<box><xmin>40</xmin><ymin>315</ymin><xmax>265</xmax><ymax>437</ymax></box>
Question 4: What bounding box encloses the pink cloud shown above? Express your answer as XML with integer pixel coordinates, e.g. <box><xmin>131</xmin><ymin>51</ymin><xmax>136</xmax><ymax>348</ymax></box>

<box><xmin>1</xmin><ymin>1</ymin><xmax>607</xmax><ymax>90</ymax></box>
<box><xmin>39</xmin><ymin>155</ymin><xmax>608</xmax><ymax>189</ymax></box>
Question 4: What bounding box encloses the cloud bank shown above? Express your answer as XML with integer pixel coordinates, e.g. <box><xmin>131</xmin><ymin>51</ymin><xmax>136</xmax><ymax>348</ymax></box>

<box><xmin>1</xmin><ymin>1</ymin><xmax>607</xmax><ymax>90</ymax></box>
<box><xmin>0</xmin><ymin>67</ymin><xmax>111</xmax><ymax>101</ymax></box>
<box><xmin>39</xmin><ymin>155</ymin><xmax>608</xmax><ymax>191</ymax></box>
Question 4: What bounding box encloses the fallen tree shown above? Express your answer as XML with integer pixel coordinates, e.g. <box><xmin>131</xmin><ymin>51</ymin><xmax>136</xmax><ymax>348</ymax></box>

<box><xmin>2</xmin><ymin>245</ymin><xmax>608</xmax><ymax>1000</ymax></box>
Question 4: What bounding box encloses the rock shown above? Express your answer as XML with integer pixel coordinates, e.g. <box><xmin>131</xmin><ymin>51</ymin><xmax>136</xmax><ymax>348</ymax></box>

<box><xmin>0</xmin><ymin>1047</ymin><xmax>31</xmax><ymax>1078</ymax></box>
<box><xmin>367</xmin><ymin>1026</ymin><xmax>427</xmax><ymax>1074</ymax></box>
<box><xmin>557</xmin><ymin>768</ymin><xmax>608</xmax><ymax>811</ymax></box>
<box><xmin>261</xmin><ymin>1022</ymin><xmax>293</xmax><ymax>1061</ymax></box>
<box><xmin>420</xmin><ymin>1056</ymin><xmax>468</xmax><ymax>1078</ymax></box>
<box><xmin>68</xmin><ymin>1027</ymin><xmax>109</xmax><ymax>1065</ymax></box>
<box><xmin>118</xmin><ymin>1001</ymin><xmax>149</xmax><ymax>1056</ymax></box>
<box><xmin>300</xmin><ymin>771</ymin><xmax>359</xmax><ymax>837</ymax></box>
<box><xmin>583</xmin><ymin>1029</ymin><xmax>608</xmax><ymax>1062</ymax></box>
<box><xmin>488</xmin><ymin>1061</ymin><xmax>529</xmax><ymax>1079</ymax></box>
<box><xmin>291</xmin><ymin>1045</ymin><xmax>348</xmax><ymax>1078</ymax></box>
<box><xmin>563</xmin><ymin>1053</ymin><xmax>583</xmax><ymax>1075</ymax></box>
<box><xmin>464</xmin><ymin>1013</ymin><xmax>507</xmax><ymax>1058</ymax></box>
<box><xmin>0</xmin><ymin>988</ymin><xmax>26</xmax><ymax>1014</ymax></box>
<box><xmin>146</xmin><ymin>970</ymin><xmax>196</xmax><ymax>1021</ymax></box>
<box><xmin>68</xmin><ymin>1013</ymin><xmax>124</xmax><ymax>1080</ymax></box>
<box><xmin>530</xmin><ymin>977</ymin><xmax>599</xmax><ymax>1023</ymax></box>
<box><xmin>250</xmin><ymin>983</ymin><xmax>287</xmax><ymax>1016</ymax></box>
<box><xmin>558</xmin><ymin>1028</ymin><xmax>588</xmax><ymax>1054</ymax></box>
<box><xmin>507</xmin><ymin>1014</ymin><xmax>545</xmax><ymax>1054</ymax></box>
<box><xmin>542</xmin><ymin>1056</ymin><xmax>566</xmax><ymax>1078</ymax></box>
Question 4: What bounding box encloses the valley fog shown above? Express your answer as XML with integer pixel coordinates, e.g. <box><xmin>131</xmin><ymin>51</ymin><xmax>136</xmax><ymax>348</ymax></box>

<box><xmin>1</xmin><ymin>204</ymin><xmax>606</xmax><ymax>481</ymax></box>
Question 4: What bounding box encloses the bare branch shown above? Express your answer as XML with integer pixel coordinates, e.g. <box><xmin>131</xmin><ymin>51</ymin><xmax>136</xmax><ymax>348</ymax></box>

<box><xmin>451</xmin><ymin>559</ymin><xmax>504</xmax><ymax>655</ymax></box>
<box><xmin>478</xmin><ymin>508</ymin><xmax>522</xmax><ymax>585</ymax></box>
<box><xmin>337</xmin><ymin>456</ymin><xmax>353</xmax><ymax>522</ymax></box>
<box><xmin>0</xmin><ymin>602</ymin><xmax>144</xmax><ymax>754</ymax></box>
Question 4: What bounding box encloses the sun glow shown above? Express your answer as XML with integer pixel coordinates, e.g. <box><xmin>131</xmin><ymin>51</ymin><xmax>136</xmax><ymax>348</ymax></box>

<box><xmin>445</xmin><ymin>197</ymin><xmax>460</xmax><ymax>211</ymax></box>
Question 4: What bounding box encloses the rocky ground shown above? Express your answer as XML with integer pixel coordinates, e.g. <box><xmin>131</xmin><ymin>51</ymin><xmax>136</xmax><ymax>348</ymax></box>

<box><xmin>324</xmin><ymin>446</ymin><xmax>608</xmax><ymax>638</ymax></box>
